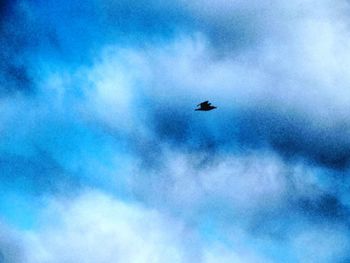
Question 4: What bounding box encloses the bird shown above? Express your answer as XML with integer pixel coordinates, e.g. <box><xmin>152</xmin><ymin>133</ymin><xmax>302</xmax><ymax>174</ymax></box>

<box><xmin>195</xmin><ymin>101</ymin><xmax>217</xmax><ymax>111</ymax></box>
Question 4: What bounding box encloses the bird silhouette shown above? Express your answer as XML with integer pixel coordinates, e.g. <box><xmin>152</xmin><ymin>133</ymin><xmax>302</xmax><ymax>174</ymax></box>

<box><xmin>195</xmin><ymin>101</ymin><xmax>217</xmax><ymax>111</ymax></box>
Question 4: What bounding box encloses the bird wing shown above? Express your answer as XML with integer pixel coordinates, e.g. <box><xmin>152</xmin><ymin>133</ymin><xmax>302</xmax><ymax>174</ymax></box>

<box><xmin>198</xmin><ymin>101</ymin><xmax>209</xmax><ymax>107</ymax></box>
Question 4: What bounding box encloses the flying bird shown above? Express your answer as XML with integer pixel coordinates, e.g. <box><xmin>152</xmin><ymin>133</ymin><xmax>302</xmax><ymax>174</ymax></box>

<box><xmin>195</xmin><ymin>101</ymin><xmax>217</xmax><ymax>111</ymax></box>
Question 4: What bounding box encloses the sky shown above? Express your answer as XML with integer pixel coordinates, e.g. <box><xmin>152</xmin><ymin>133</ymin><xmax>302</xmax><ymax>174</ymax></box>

<box><xmin>1</xmin><ymin>0</ymin><xmax>350</xmax><ymax>262</ymax></box>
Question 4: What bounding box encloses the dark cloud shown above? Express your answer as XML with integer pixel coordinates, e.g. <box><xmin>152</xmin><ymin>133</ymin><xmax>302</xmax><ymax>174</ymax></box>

<box><xmin>0</xmin><ymin>0</ymin><xmax>262</xmax><ymax>96</ymax></box>
<box><xmin>235</xmin><ymin>109</ymin><xmax>350</xmax><ymax>170</ymax></box>
<box><xmin>131</xmin><ymin>102</ymin><xmax>350</xmax><ymax>243</ymax></box>
<box><xmin>224</xmin><ymin>189</ymin><xmax>350</xmax><ymax>247</ymax></box>
<box><xmin>295</xmin><ymin>193</ymin><xmax>349</xmax><ymax>222</ymax></box>
<box><xmin>144</xmin><ymin>103</ymin><xmax>350</xmax><ymax>171</ymax></box>
<box><xmin>0</xmin><ymin>0</ymin><xmax>35</xmax><ymax>96</ymax></box>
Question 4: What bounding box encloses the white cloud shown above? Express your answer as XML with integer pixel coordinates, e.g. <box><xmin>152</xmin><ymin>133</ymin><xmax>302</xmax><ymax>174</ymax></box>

<box><xmin>132</xmin><ymin>148</ymin><xmax>326</xmax><ymax>216</ymax></box>
<box><xmin>38</xmin><ymin>0</ymin><xmax>350</xmax><ymax>141</ymax></box>
<box><xmin>77</xmin><ymin>13</ymin><xmax>350</xmax><ymax>128</ymax></box>
<box><xmin>13</xmin><ymin>191</ymin><xmax>278</xmax><ymax>263</ymax></box>
<box><xmin>24</xmin><ymin>191</ymin><xmax>197</xmax><ymax>263</ymax></box>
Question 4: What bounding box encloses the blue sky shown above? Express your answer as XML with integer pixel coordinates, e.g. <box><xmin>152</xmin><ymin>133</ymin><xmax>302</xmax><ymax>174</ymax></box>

<box><xmin>1</xmin><ymin>0</ymin><xmax>350</xmax><ymax>262</ymax></box>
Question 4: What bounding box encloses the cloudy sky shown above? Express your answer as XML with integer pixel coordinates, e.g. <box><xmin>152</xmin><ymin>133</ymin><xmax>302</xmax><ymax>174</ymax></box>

<box><xmin>1</xmin><ymin>0</ymin><xmax>350</xmax><ymax>262</ymax></box>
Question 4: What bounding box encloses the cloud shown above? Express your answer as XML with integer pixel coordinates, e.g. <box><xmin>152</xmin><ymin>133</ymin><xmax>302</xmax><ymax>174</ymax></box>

<box><xmin>1</xmin><ymin>190</ymin><xmax>348</xmax><ymax>263</ymax></box>
<box><xmin>23</xmin><ymin>191</ymin><xmax>196</xmax><ymax>263</ymax></box>
<box><xmin>1</xmin><ymin>0</ymin><xmax>350</xmax><ymax>262</ymax></box>
<box><xmin>69</xmin><ymin>30</ymin><xmax>350</xmax><ymax>170</ymax></box>
<box><xmin>21</xmin><ymin>191</ymin><xmax>276</xmax><ymax>263</ymax></box>
<box><xmin>131</xmin><ymin>146</ymin><xmax>350</xmax><ymax>225</ymax></box>
<box><xmin>1</xmin><ymin>191</ymin><xmax>286</xmax><ymax>263</ymax></box>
